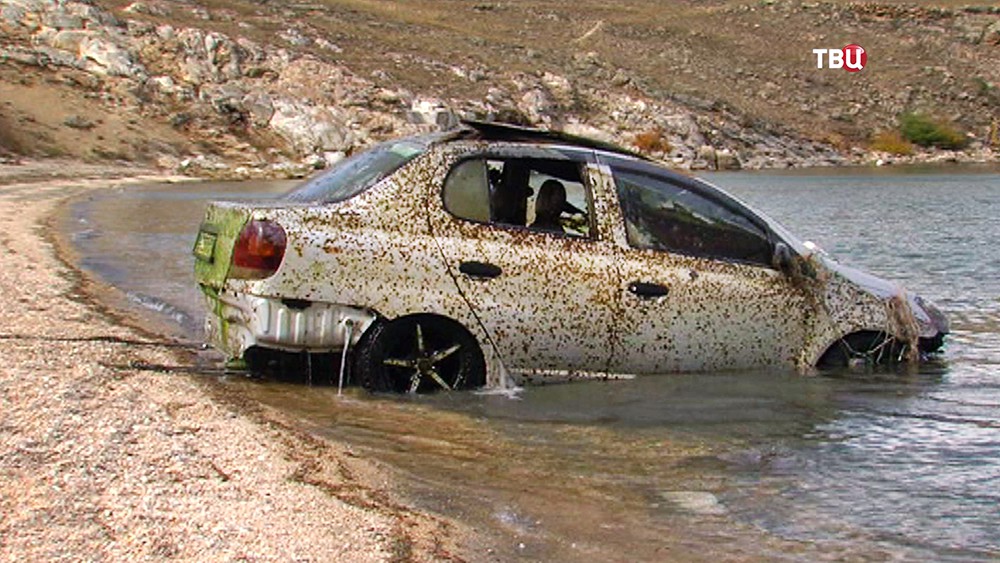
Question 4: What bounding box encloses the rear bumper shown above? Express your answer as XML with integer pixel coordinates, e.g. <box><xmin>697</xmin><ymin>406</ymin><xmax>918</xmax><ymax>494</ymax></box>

<box><xmin>202</xmin><ymin>287</ymin><xmax>376</xmax><ymax>359</ymax></box>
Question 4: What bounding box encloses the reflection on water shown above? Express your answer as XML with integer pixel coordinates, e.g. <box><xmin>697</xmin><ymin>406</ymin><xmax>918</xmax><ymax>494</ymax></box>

<box><xmin>65</xmin><ymin>167</ymin><xmax>1000</xmax><ymax>559</ymax></box>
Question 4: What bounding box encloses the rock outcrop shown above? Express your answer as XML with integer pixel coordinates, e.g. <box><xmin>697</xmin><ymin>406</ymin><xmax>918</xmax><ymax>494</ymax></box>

<box><xmin>1</xmin><ymin>0</ymin><xmax>996</xmax><ymax>176</ymax></box>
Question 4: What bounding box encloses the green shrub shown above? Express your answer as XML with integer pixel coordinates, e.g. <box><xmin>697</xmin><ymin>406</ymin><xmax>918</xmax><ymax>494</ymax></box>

<box><xmin>899</xmin><ymin>112</ymin><xmax>968</xmax><ymax>149</ymax></box>
<box><xmin>869</xmin><ymin>131</ymin><xmax>914</xmax><ymax>155</ymax></box>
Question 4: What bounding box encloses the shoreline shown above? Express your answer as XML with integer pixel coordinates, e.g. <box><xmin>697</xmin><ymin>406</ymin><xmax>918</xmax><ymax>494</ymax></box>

<box><xmin>3</xmin><ymin>151</ymin><xmax>998</xmax><ymax>186</ymax></box>
<box><xmin>0</xmin><ymin>165</ymin><xmax>475</xmax><ymax>561</ymax></box>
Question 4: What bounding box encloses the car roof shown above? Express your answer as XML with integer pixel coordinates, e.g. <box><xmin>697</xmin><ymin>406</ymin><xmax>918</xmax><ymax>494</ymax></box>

<box><xmin>452</xmin><ymin>120</ymin><xmax>649</xmax><ymax>161</ymax></box>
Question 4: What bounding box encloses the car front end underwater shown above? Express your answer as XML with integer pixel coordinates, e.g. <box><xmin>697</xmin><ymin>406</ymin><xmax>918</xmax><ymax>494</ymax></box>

<box><xmin>192</xmin><ymin>121</ymin><xmax>949</xmax><ymax>393</ymax></box>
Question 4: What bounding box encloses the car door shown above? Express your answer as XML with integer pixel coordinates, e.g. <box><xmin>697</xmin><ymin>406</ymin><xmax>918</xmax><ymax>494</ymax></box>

<box><xmin>596</xmin><ymin>156</ymin><xmax>811</xmax><ymax>373</ymax></box>
<box><xmin>428</xmin><ymin>145</ymin><xmax>620</xmax><ymax>376</ymax></box>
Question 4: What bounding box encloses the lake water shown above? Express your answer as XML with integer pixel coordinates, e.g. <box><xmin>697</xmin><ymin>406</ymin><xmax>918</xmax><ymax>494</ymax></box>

<box><xmin>62</xmin><ymin>166</ymin><xmax>1000</xmax><ymax>560</ymax></box>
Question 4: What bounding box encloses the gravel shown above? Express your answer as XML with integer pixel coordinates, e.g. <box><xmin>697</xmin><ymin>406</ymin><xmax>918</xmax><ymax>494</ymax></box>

<box><xmin>0</xmin><ymin>167</ymin><xmax>466</xmax><ymax>561</ymax></box>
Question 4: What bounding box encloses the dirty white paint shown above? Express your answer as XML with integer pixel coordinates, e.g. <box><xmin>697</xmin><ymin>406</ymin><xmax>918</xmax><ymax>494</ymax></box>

<box><xmin>193</xmin><ymin>125</ymin><xmax>947</xmax><ymax>388</ymax></box>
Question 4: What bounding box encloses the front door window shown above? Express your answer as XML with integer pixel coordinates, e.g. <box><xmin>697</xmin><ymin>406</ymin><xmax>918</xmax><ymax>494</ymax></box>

<box><xmin>612</xmin><ymin>168</ymin><xmax>773</xmax><ymax>266</ymax></box>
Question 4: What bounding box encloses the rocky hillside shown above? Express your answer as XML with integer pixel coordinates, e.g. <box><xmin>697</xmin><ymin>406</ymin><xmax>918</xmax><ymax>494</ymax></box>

<box><xmin>1</xmin><ymin>0</ymin><xmax>998</xmax><ymax>176</ymax></box>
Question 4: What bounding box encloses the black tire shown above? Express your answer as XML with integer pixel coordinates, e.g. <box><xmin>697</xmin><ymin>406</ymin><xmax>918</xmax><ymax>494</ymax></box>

<box><xmin>353</xmin><ymin>314</ymin><xmax>486</xmax><ymax>393</ymax></box>
<box><xmin>817</xmin><ymin>331</ymin><xmax>907</xmax><ymax>369</ymax></box>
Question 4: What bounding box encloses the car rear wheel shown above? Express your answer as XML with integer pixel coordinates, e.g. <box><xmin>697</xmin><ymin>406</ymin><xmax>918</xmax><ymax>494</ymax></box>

<box><xmin>353</xmin><ymin>314</ymin><xmax>486</xmax><ymax>393</ymax></box>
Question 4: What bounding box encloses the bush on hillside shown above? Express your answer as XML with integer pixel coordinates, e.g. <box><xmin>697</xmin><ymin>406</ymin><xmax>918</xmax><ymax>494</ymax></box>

<box><xmin>869</xmin><ymin>131</ymin><xmax>914</xmax><ymax>155</ymax></box>
<box><xmin>632</xmin><ymin>129</ymin><xmax>672</xmax><ymax>155</ymax></box>
<box><xmin>899</xmin><ymin>112</ymin><xmax>968</xmax><ymax>150</ymax></box>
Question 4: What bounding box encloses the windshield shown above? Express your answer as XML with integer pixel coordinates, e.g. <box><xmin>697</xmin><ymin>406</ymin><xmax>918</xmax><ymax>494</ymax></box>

<box><xmin>284</xmin><ymin>136</ymin><xmax>432</xmax><ymax>203</ymax></box>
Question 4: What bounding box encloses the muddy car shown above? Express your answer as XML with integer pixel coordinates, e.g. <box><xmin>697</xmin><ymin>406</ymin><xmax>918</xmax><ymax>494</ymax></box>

<box><xmin>193</xmin><ymin>121</ymin><xmax>948</xmax><ymax>392</ymax></box>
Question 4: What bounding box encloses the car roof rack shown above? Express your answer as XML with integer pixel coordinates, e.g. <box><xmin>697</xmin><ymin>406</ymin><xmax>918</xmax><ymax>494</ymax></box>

<box><xmin>457</xmin><ymin>119</ymin><xmax>648</xmax><ymax>160</ymax></box>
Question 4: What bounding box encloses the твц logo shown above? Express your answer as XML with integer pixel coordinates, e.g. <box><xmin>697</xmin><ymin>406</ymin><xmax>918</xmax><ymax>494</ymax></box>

<box><xmin>812</xmin><ymin>44</ymin><xmax>867</xmax><ymax>72</ymax></box>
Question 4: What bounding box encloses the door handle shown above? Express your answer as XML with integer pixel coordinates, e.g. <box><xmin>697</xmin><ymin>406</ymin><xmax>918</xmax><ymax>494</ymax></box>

<box><xmin>628</xmin><ymin>282</ymin><xmax>669</xmax><ymax>298</ymax></box>
<box><xmin>459</xmin><ymin>261</ymin><xmax>502</xmax><ymax>280</ymax></box>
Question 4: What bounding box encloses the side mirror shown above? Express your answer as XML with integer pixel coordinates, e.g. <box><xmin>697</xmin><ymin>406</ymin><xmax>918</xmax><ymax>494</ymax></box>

<box><xmin>774</xmin><ymin>242</ymin><xmax>819</xmax><ymax>280</ymax></box>
<box><xmin>772</xmin><ymin>242</ymin><xmax>794</xmax><ymax>274</ymax></box>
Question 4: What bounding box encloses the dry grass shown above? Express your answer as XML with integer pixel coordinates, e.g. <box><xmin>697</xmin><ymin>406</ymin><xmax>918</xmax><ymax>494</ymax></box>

<box><xmin>869</xmin><ymin>131</ymin><xmax>915</xmax><ymax>155</ymax></box>
<box><xmin>0</xmin><ymin>114</ymin><xmax>28</xmax><ymax>155</ymax></box>
<box><xmin>633</xmin><ymin>129</ymin><xmax>672</xmax><ymax>155</ymax></box>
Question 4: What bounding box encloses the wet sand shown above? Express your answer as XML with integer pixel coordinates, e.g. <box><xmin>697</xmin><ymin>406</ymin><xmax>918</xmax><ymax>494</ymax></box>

<box><xmin>0</xmin><ymin>162</ymin><xmax>472</xmax><ymax>561</ymax></box>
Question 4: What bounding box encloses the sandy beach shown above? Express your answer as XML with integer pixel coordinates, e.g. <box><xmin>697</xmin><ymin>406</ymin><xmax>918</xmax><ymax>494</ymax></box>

<box><xmin>0</xmin><ymin>161</ymin><xmax>468</xmax><ymax>561</ymax></box>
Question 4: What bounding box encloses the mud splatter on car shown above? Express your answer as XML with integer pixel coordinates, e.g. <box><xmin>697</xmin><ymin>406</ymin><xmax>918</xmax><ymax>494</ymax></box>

<box><xmin>193</xmin><ymin>121</ymin><xmax>949</xmax><ymax>392</ymax></box>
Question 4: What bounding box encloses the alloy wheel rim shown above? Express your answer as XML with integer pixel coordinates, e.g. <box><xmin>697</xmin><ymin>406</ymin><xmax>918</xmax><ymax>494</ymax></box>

<box><xmin>382</xmin><ymin>323</ymin><xmax>463</xmax><ymax>393</ymax></box>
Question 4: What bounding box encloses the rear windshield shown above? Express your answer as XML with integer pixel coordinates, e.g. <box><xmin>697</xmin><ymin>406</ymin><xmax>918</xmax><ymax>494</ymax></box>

<box><xmin>284</xmin><ymin>137</ymin><xmax>431</xmax><ymax>203</ymax></box>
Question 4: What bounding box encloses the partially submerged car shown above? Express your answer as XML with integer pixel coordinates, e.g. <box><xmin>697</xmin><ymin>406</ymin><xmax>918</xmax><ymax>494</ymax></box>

<box><xmin>193</xmin><ymin>121</ymin><xmax>948</xmax><ymax>392</ymax></box>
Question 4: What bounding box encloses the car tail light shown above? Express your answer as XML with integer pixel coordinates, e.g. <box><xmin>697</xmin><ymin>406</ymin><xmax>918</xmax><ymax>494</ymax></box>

<box><xmin>230</xmin><ymin>219</ymin><xmax>286</xmax><ymax>279</ymax></box>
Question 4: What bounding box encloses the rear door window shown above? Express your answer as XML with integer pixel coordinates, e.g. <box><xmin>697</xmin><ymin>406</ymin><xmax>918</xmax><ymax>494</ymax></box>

<box><xmin>443</xmin><ymin>157</ymin><xmax>593</xmax><ymax>239</ymax></box>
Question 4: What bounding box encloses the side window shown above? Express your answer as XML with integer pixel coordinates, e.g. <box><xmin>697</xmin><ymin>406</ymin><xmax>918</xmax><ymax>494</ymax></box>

<box><xmin>443</xmin><ymin>159</ymin><xmax>490</xmax><ymax>223</ymax></box>
<box><xmin>443</xmin><ymin>157</ymin><xmax>593</xmax><ymax>239</ymax></box>
<box><xmin>612</xmin><ymin>168</ymin><xmax>773</xmax><ymax>265</ymax></box>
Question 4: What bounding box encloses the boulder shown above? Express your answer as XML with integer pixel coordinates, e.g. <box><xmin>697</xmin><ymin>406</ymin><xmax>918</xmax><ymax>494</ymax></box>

<box><xmin>155</xmin><ymin>24</ymin><xmax>175</xmax><ymax>41</ymax></box>
<box><xmin>322</xmin><ymin>151</ymin><xmax>346</xmax><ymax>167</ymax></box>
<box><xmin>47</xmin><ymin>29</ymin><xmax>92</xmax><ymax>52</ymax></box>
<box><xmin>176</xmin><ymin>28</ymin><xmax>209</xmax><ymax>84</ymax></box>
<box><xmin>147</xmin><ymin>75</ymin><xmax>176</xmax><ymax>93</ymax></box>
<box><xmin>2</xmin><ymin>0</ymin><xmax>48</xmax><ymax>17</ymax></box>
<box><xmin>540</xmin><ymin>72</ymin><xmax>573</xmax><ymax>103</ymax></box>
<box><xmin>270</xmin><ymin>99</ymin><xmax>356</xmax><ymax>154</ymax></box>
<box><xmin>63</xmin><ymin>114</ymin><xmax>95</xmax><ymax>129</ymax></box>
<box><xmin>204</xmin><ymin>32</ymin><xmax>243</xmax><ymax>80</ymax></box>
<box><xmin>562</xmin><ymin>122</ymin><xmax>617</xmax><ymax>145</ymax></box>
<box><xmin>0</xmin><ymin>46</ymin><xmax>36</xmax><ymax>65</ymax></box>
<box><xmin>279</xmin><ymin>27</ymin><xmax>310</xmax><ymax>47</ymax></box>
<box><xmin>180</xmin><ymin>55</ymin><xmax>212</xmax><ymax>86</ymax></box>
<box><xmin>662</xmin><ymin>113</ymin><xmax>701</xmax><ymax>141</ymax></box>
<box><xmin>79</xmin><ymin>36</ymin><xmax>145</xmax><ymax>78</ymax></box>
<box><xmin>1</xmin><ymin>3</ymin><xmax>28</xmax><ymax>28</ymax></box>
<box><xmin>715</xmin><ymin>148</ymin><xmax>742</xmax><ymax>170</ymax></box>
<box><xmin>235</xmin><ymin>38</ymin><xmax>266</xmax><ymax>67</ymax></box>
<box><xmin>985</xmin><ymin>20</ymin><xmax>1000</xmax><ymax>45</ymax></box>
<box><xmin>273</xmin><ymin>57</ymin><xmax>369</xmax><ymax>105</ymax></box>
<box><xmin>518</xmin><ymin>88</ymin><xmax>555</xmax><ymax>125</ymax></box>
<box><xmin>242</xmin><ymin>92</ymin><xmax>275</xmax><ymax>127</ymax></box>
<box><xmin>35</xmin><ymin>45</ymin><xmax>80</xmax><ymax>67</ymax></box>
<box><xmin>407</xmin><ymin>98</ymin><xmax>458</xmax><ymax>129</ymax></box>
<box><xmin>659</xmin><ymin>491</ymin><xmax>727</xmax><ymax>515</ymax></box>
<box><xmin>697</xmin><ymin>144</ymin><xmax>717</xmax><ymax>163</ymax></box>
<box><xmin>41</xmin><ymin>8</ymin><xmax>83</xmax><ymax>30</ymax></box>
<box><xmin>67</xmin><ymin>2</ymin><xmax>120</xmax><ymax>27</ymax></box>
<box><xmin>123</xmin><ymin>1</ymin><xmax>170</xmax><ymax>17</ymax></box>
<box><xmin>146</xmin><ymin>75</ymin><xmax>194</xmax><ymax>100</ymax></box>
<box><xmin>200</xmin><ymin>83</ymin><xmax>247</xmax><ymax>122</ymax></box>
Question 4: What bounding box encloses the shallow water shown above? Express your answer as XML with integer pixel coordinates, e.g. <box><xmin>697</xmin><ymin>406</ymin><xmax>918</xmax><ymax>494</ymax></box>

<box><xmin>64</xmin><ymin>166</ymin><xmax>1000</xmax><ymax>560</ymax></box>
